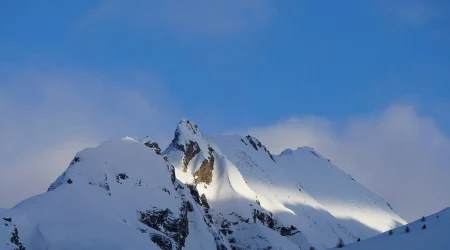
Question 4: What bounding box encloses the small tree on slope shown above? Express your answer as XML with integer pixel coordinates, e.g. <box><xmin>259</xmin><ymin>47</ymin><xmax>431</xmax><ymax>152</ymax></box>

<box><xmin>405</xmin><ymin>226</ymin><xmax>410</xmax><ymax>233</ymax></box>
<box><xmin>336</xmin><ymin>238</ymin><xmax>345</xmax><ymax>248</ymax></box>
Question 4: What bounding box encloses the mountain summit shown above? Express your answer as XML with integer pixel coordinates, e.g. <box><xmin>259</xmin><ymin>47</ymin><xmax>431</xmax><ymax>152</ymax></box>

<box><xmin>1</xmin><ymin>120</ymin><xmax>406</xmax><ymax>250</ymax></box>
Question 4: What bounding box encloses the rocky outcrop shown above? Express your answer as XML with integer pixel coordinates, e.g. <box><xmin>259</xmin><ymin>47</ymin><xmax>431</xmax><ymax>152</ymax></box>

<box><xmin>144</xmin><ymin>141</ymin><xmax>162</xmax><ymax>155</ymax></box>
<box><xmin>2</xmin><ymin>217</ymin><xmax>26</xmax><ymax>250</ymax></box>
<box><xmin>138</xmin><ymin>202</ymin><xmax>190</xmax><ymax>250</ymax></box>
<box><xmin>245</xmin><ymin>136</ymin><xmax>275</xmax><ymax>162</ymax></box>
<box><xmin>182</xmin><ymin>141</ymin><xmax>201</xmax><ymax>172</ymax></box>
<box><xmin>193</xmin><ymin>155</ymin><xmax>214</xmax><ymax>185</ymax></box>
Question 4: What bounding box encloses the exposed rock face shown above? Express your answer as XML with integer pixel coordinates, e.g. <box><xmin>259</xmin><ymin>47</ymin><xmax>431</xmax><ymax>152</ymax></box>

<box><xmin>145</xmin><ymin>141</ymin><xmax>162</xmax><ymax>155</ymax></box>
<box><xmin>245</xmin><ymin>135</ymin><xmax>275</xmax><ymax>162</ymax></box>
<box><xmin>10</xmin><ymin>228</ymin><xmax>26</xmax><ymax>250</ymax></box>
<box><xmin>2</xmin><ymin>217</ymin><xmax>26</xmax><ymax>250</ymax></box>
<box><xmin>162</xmin><ymin>121</ymin><xmax>312</xmax><ymax>250</ymax></box>
<box><xmin>150</xmin><ymin>234</ymin><xmax>172</xmax><ymax>250</ymax></box>
<box><xmin>138</xmin><ymin>203</ymin><xmax>190</xmax><ymax>250</ymax></box>
<box><xmin>182</xmin><ymin>141</ymin><xmax>200</xmax><ymax>172</ymax></box>
<box><xmin>193</xmin><ymin>155</ymin><xmax>214</xmax><ymax>185</ymax></box>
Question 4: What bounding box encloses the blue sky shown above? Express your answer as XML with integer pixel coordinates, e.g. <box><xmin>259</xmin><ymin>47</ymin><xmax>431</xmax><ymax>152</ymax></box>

<box><xmin>2</xmin><ymin>0</ymin><xmax>449</xmax><ymax>131</ymax></box>
<box><xmin>1</xmin><ymin>0</ymin><xmax>450</xmax><ymax>221</ymax></box>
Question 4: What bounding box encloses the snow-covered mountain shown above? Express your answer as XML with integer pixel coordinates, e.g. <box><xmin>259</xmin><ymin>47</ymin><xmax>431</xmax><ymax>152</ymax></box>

<box><xmin>337</xmin><ymin>208</ymin><xmax>450</xmax><ymax>250</ymax></box>
<box><xmin>1</xmin><ymin>120</ymin><xmax>406</xmax><ymax>250</ymax></box>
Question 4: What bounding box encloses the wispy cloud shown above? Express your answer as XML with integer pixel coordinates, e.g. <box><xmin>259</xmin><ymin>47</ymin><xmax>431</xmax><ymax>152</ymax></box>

<box><xmin>0</xmin><ymin>65</ymin><xmax>177</xmax><ymax>208</ymax></box>
<box><xmin>76</xmin><ymin>0</ymin><xmax>275</xmax><ymax>38</ymax></box>
<box><xmin>248</xmin><ymin>104</ymin><xmax>450</xmax><ymax>222</ymax></box>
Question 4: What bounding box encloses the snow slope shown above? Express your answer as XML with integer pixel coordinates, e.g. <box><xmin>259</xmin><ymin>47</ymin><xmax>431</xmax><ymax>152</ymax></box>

<box><xmin>164</xmin><ymin>120</ymin><xmax>308</xmax><ymax>250</ymax></box>
<box><xmin>1</xmin><ymin>119</ymin><xmax>407</xmax><ymax>250</ymax></box>
<box><xmin>1</xmin><ymin>137</ymin><xmax>225</xmax><ymax>250</ymax></box>
<box><xmin>164</xmin><ymin>120</ymin><xmax>405</xmax><ymax>249</ymax></box>
<box><xmin>338</xmin><ymin>208</ymin><xmax>450</xmax><ymax>250</ymax></box>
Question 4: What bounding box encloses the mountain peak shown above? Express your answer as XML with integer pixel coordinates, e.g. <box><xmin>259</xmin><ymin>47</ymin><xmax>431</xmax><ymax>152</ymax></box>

<box><xmin>280</xmin><ymin>148</ymin><xmax>294</xmax><ymax>155</ymax></box>
<box><xmin>2</xmin><ymin>119</ymin><xmax>409</xmax><ymax>250</ymax></box>
<box><xmin>176</xmin><ymin>119</ymin><xmax>202</xmax><ymax>141</ymax></box>
<box><xmin>163</xmin><ymin>119</ymin><xmax>219</xmax><ymax>166</ymax></box>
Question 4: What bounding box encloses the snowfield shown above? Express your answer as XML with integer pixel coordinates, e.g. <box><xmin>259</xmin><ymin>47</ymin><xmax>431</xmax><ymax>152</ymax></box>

<box><xmin>0</xmin><ymin>120</ymin><xmax>414</xmax><ymax>250</ymax></box>
<box><xmin>336</xmin><ymin>208</ymin><xmax>450</xmax><ymax>250</ymax></box>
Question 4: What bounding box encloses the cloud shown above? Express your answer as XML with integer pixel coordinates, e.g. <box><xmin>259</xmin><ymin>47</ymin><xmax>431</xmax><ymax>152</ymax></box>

<box><xmin>248</xmin><ymin>104</ymin><xmax>450</xmax><ymax>222</ymax></box>
<box><xmin>0</xmin><ymin>65</ymin><xmax>178</xmax><ymax>208</ymax></box>
<box><xmin>77</xmin><ymin>0</ymin><xmax>274</xmax><ymax>38</ymax></box>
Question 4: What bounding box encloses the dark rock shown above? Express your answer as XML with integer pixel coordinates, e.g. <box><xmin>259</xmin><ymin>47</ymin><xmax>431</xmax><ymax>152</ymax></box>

<box><xmin>310</xmin><ymin>151</ymin><xmax>320</xmax><ymax>158</ymax></box>
<box><xmin>150</xmin><ymin>234</ymin><xmax>173</xmax><ymax>250</ymax></box>
<box><xmin>182</xmin><ymin>141</ymin><xmax>201</xmax><ymax>172</ymax></box>
<box><xmin>200</xmin><ymin>194</ymin><xmax>210</xmax><ymax>209</ymax></box>
<box><xmin>386</xmin><ymin>202</ymin><xmax>394</xmax><ymax>210</ymax></box>
<box><xmin>169</xmin><ymin>166</ymin><xmax>176</xmax><ymax>183</ymax></box>
<box><xmin>138</xmin><ymin>208</ymin><xmax>171</xmax><ymax>231</ymax></box>
<box><xmin>138</xmin><ymin>203</ymin><xmax>190</xmax><ymax>250</ymax></box>
<box><xmin>186</xmin><ymin>184</ymin><xmax>201</xmax><ymax>205</ymax></box>
<box><xmin>169</xmin><ymin>130</ymin><xmax>185</xmax><ymax>152</ymax></box>
<box><xmin>10</xmin><ymin>228</ymin><xmax>26</xmax><ymax>250</ymax></box>
<box><xmin>116</xmin><ymin>173</ymin><xmax>129</xmax><ymax>184</ymax></box>
<box><xmin>280</xmin><ymin>227</ymin><xmax>291</xmax><ymax>236</ymax></box>
<box><xmin>186</xmin><ymin>201</ymin><xmax>194</xmax><ymax>212</ymax></box>
<box><xmin>246</xmin><ymin>136</ymin><xmax>259</xmax><ymax>151</ymax></box>
<box><xmin>67</xmin><ymin>179</ymin><xmax>73</xmax><ymax>184</ymax></box>
<box><xmin>144</xmin><ymin>141</ymin><xmax>162</xmax><ymax>155</ymax></box>
<box><xmin>336</xmin><ymin>238</ymin><xmax>345</xmax><ymax>248</ymax></box>
<box><xmin>252</xmin><ymin>209</ymin><xmax>275</xmax><ymax>229</ymax></box>
<box><xmin>69</xmin><ymin>156</ymin><xmax>80</xmax><ymax>166</ymax></box>
<box><xmin>216</xmin><ymin>243</ymin><xmax>228</xmax><ymax>250</ymax></box>
<box><xmin>193</xmin><ymin>156</ymin><xmax>214</xmax><ymax>185</ymax></box>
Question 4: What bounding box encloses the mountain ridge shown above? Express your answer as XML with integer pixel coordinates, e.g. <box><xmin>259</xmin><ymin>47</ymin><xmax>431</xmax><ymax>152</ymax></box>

<box><xmin>1</xmin><ymin>119</ymin><xmax>406</xmax><ymax>250</ymax></box>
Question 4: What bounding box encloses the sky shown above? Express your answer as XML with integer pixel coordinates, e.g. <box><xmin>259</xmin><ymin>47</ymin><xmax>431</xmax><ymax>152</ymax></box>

<box><xmin>0</xmin><ymin>0</ymin><xmax>449</xmax><ymax>222</ymax></box>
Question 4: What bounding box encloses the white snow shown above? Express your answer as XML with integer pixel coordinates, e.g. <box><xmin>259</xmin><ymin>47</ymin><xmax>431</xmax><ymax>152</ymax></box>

<box><xmin>206</xmin><ymin>134</ymin><xmax>405</xmax><ymax>249</ymax></box>
<box><xmin>1</xmin><ymin>138</ymin><xmax>209</xmax><ymax>250</ymax></box>
<box><xmin>0</xmin><ymin>119</ymin><xmax>415</xmax><ymax>250</ymax></box>
<box><xmin>338</xmin><ymin>208</ymin><xmax>450</xmax><ymax>250</ymax></box>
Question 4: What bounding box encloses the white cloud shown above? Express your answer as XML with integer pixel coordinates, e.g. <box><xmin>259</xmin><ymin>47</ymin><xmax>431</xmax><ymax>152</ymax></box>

<box><xmin>0</xmin><ymin>65</ymin><xmax>178</xmax><ymax>208</ymax></box>
<box><xmin>77</xmin><ymin>0</ymin><xmax>275</xmax><ymax>38</ymax></box>
<box><xmin>248</xmin><ymin>104</ymin><xmax>450</xmax><ymax>222</ymax></box>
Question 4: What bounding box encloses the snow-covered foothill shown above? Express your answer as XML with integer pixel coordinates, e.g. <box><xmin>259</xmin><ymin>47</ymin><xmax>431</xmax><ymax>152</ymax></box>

<box><xmin>338</xmin><ymin>208</ymin><xmax>450</xmax><ymax>250</ymax></box>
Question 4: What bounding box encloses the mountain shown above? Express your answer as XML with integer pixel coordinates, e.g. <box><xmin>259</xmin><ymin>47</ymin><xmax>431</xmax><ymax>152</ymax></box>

<box><xmin>336</xmin><ymin>208</ymin><xmax>450</xmax><ymax>250</ymax></box>
<box><xmin>1</xmin><ymin>119</ymin><xmax>405</xmax><ymax>250</ymax></box>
